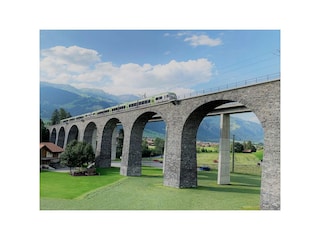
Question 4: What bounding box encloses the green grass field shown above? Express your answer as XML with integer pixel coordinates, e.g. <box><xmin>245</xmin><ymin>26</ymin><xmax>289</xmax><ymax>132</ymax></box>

<box><xmin>40</xmin><ymin>155</ymin><xmax>261</xmax><ymax>210</ymax></box>
<box><xmin>197</xmin><ymin>151</ymin><xmax>262</xmax><ymax>175</ymax></box>
<box><xmin>40</xmin><ymin>168</ymin><xmax>124</xmax><ymax>199</ymax></box>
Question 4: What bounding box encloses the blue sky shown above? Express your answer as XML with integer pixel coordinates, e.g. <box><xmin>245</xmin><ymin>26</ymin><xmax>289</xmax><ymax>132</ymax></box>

<box><xmin>40</xmin><ymin>30</ymin><xmax>280</xmax><ymax>98</ymax></box>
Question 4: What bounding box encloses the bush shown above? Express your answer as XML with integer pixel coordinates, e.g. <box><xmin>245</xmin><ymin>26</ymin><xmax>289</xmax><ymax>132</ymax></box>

<box><xmin>60</xmin><ymin>140</ymin><xmax>95</xmax><ymax>171</ymax></box>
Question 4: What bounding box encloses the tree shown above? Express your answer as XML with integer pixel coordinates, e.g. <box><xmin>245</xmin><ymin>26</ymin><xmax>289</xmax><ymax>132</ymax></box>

<box><xmin>245</xmin><ymin>141</ymin><xmax>253</xmax><ymax>150</ymax></box>
<box><xmin>40</xmin><ymin>119</ymin><xmax>49</xmax><ymax>142</ymax></box>
<box><xmin>60</xmin><ymin>140</ymin><xmax>79</xmax><ymax>171</ymax></box>
<box><xmin>250</xmin><ymin>144</ymin><xmax>257</xmax><ymax>152</ymax></box>
<box><xmin>60</xmin><ymin>140</ymin><xmax>95</xmax><ymax>172</ymax></box>
<box><xmin>51</xmin><ymin>109</ymin><xmax>60</xmax><ymax>125</ymax></box>
<box><xmin>59</xmin><ymin>108</ymin><xmax>71</xmax><ymax>120</ymax></box>
<box><xmin>242</xmin><ymin>140</ymin><xmax>256</xmax><ymax>152</ymax></box>
<box><xmin>154</xmin><ymin>137</ymin><xmax>165</xmax><ymax>156</ymax></box>
<box><xmin>50</xmin><ymin>108</ymin><xmax>72</xmax><ymax>125</ymax></box>
<box><xmin>233</xmin><ymin>142</ymin><xmax>244</xmax><ymax>153</ymax></box>
<box><xmin>141</xmin><ymin>139</ymin><xmax>151</xmax><ymax>157</ymax></box>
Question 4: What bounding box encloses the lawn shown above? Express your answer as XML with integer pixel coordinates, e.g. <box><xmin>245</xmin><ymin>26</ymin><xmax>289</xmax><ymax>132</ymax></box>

<box><xmin>40</xmin><ymin>168</ymin><xmax>124</xmax><ymax>199</ymax></box>
<box><xmin>40</xmin><ymin>166</ymin><xmax>261</xmax><ymax>210</ymax></box>
<box><xmin>197</xmin><ymin>151</ymin><xmax>262</xmax><ymax>175</ymax></box>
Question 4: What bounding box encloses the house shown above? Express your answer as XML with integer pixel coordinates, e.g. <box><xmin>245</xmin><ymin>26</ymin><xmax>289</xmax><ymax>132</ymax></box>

<box><xmin>242</xmin><ymin>149</ymin><xmax>253</xmax><ymax>153</ymax></box>
<box><xmin>40</xmin><ymin>142</ymin><xmax>64</xmax><ymax>166</ymax></box>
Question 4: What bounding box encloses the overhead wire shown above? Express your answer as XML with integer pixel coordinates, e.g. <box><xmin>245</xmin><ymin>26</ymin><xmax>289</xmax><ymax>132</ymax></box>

<box><xmin>213</xmin><ymin>50</ymin><xmax>280</xmax><ymax>82</ymax></box>
<box><xmin>216</xmin><ymin>50</ymin><xmax>279</xmax><ymax>74</ymax></box>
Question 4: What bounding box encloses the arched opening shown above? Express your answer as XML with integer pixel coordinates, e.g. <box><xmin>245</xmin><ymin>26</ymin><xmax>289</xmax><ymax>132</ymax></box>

<box><xmin>50</xmin><ymin>128</ymin><xmax>56</xmax><ymax>143</ymax></box>
<box><xmin>141</xmin><ymin>120</ymin><xmax>166</xmax><ymax>175</ymax></box>
<box><xmin>120</xmin><ymin>111</ymin><xmax>167</xmax><ymax>177</ymax></box>
<box><xmin>57</xmin><ymin>127</ymin><xmax>65</xmax><ymax>148</ymax></box>
<box><xmin>180</xmin><ymin>100</ymin><xmax>229</xmax><ymax>187</ymax></box>
<box><xmin>83</xmin><ymin>122</ymin><xmax>97</xmax><ymax>154</ymax></box>
<box><xmin>67</xmin><ymin>125</ymin><xmax>79</xmax><ymax>144</ymax></box>
<box><xmin>182</xmin><ymin>100</ymin><xmax>264</xmax><ymax>190</ymax></box>
<box><xmin>99</xmin><ymin>118</ymin><xmax>123</xmax><ymax>168</ymax></box>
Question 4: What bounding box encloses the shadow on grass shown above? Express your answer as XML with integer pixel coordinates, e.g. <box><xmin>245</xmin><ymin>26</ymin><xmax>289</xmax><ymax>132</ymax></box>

<box><xmin>113</xmin><ymin>167</ymin><xmax>261</xmax><ymax>196</ymax></box>
<box><xmin>141</xmin><ymin>174</ymin><xmax>163</xmax><ymax>178</ymax></box>
<box><xmin>96</xmin><ymin>167</ymin><xmax>121</xmax><ymax>176</ymax></box>
<box><xmin>198</xmin><ymin>170</ymin><xmax>261</xmax><ymax>187</ymax></box>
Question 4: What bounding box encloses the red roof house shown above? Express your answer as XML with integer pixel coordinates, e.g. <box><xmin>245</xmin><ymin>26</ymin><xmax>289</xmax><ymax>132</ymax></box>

<box><xmin>40</xmin><ymin>142</ymin><xmax>64</xmax><ymax>165</ymax></box>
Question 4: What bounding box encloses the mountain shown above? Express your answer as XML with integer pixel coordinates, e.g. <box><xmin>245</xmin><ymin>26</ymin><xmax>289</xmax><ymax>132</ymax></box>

<box><xmin>40</xmin><ymin>82</ymin><xmax>139</xmax><ymax>121</ymax></box>
<box><xmin>197</xmin><ymin>116</ymin><xmax>264</xmax><ymax>143</ymax></box>
<box><xmin>143</xmin><ymin>116</ymin><xmax>264</xmax><ymax>143</ymax></box>
<box><xmin>40</xmin><ymin>82</ymin><xmax>264</xmax><ymax>143</ymax></box>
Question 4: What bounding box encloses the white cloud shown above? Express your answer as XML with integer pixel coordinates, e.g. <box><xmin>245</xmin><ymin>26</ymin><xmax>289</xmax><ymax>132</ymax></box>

<box><xmin>40</xmin><ymin>45</ymin><xmax>215</xmax><ymax>96</ymax></box>
<box><xmin>40</xmin><ymin>45</ymin><xmax>101</xmax><ymax>77</ymax></box>
<box><xmin>184</xmin><ymin>34</ymin><xmax>222</xmax><ymax>47</ymax></box>
<box><xmin>41</xmin><ymin>45</ymin><xmax>100</xmax><ymax>65</ymax></box>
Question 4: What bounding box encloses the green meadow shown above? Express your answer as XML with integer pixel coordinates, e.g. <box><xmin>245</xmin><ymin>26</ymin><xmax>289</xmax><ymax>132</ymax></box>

<box><xmin>40</xmin><ymin>152</ymin><xmax>262</xmax><ymax>210</ymax></box>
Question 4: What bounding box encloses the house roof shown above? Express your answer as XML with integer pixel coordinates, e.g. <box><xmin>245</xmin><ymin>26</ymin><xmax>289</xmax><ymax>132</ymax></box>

<box><xmin>40</xmin><ymin>142</ymin><xmax>64</xmax><ymax>153</ymax></box>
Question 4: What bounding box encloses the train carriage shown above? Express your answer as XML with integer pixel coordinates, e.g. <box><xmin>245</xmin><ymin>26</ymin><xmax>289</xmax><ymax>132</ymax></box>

<box><xmin>60</xmin><ymin>92</ymin><xmax>177</xmax><ymax>124</ymax></box>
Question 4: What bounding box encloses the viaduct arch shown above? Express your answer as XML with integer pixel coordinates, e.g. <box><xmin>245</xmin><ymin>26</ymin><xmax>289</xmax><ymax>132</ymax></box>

<box><xmin>48</xmin><ymin>79</ymin><xmax>280</xmax><ymax>210</ymax></box>
<box><xmin>67</xmin><ymin>125</ymin><xmax>79</xmax><ymax>144</ymax></box>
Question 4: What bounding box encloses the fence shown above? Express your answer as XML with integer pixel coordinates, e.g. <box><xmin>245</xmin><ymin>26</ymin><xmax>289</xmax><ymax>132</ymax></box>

<box><xmin>178</xmin><ymin>72</ymin><xmax>280</xmax><ymax>100</ymax></box>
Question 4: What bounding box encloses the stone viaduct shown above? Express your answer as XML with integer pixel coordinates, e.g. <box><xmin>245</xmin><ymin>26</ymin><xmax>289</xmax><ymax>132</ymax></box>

<box><xmin>48</xmin><ymin>79</ymin><xmax>280</xmax><ymax>210</ymax></box>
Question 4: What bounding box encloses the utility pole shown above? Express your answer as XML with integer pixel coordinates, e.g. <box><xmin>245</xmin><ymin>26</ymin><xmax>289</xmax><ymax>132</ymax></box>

<box><xmin>232</xmin><ymin>134</ymin><xmax>235</xmax><ymax>173</ymax></box>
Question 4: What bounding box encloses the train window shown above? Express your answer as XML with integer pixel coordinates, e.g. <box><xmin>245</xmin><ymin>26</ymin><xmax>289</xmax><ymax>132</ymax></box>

<box><xmin>131</xmin><ymin>103</ymin><xmax>135</xmax><ymax>107</ymax></box>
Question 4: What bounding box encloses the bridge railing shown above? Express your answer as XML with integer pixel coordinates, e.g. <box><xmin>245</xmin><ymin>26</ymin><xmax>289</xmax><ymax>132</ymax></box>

<box><xmin>177</xmin><ymin>72</ymin><xmax>280</xmax><ymax>100</ymax></box>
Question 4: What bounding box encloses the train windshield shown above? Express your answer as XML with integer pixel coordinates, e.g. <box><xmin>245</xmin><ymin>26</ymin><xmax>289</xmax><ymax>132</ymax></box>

<box><xmin>167</xmin><ymin>93</ymin><xmax>177</xmax><ymax>100</ymax></box>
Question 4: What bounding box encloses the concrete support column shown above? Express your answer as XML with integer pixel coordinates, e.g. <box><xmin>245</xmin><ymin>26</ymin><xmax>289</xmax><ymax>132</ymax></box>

<box><xmin>218</xmin><ymin>114</ymin><xmax>230</xmax><ymax>185</ymax></box>
<box><xmin>111</xmin><ymin>127</ymin><xmax>118</xmax><ymax>160</ymax></box>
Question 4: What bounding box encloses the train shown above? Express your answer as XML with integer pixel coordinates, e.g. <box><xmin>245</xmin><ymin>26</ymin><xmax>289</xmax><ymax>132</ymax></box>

<box><xmin>60</xmin><ymin>92</ymin><xmax>177</xmax><ymax>124</ymax></box>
